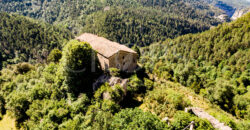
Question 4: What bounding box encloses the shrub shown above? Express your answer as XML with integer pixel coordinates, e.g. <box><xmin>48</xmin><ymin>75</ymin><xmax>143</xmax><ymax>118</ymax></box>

<box><xmin>143</xmin><ymin>87</ymin><xmax>191</xmax><ymax>118</ymax></box>
<box><xmin>236</xmin><ymin>121</ymin><xmax>250</xmax><ymax>130</ymax></box>
<box><xmin>47</xmin><ymin>48</ymin><xmax>62</xmax><ymax>63</ymax></box>
<box><xmin>109</xmin><ymin>68</ymin><xmax>120</xmax><ymax>77</ymax></box>
<box><xmin>111</xmin><ymin>108</ymin><xmax>167</xmax><ymax>129</ymax></box>
<box><xmin>85</xmin><ymin>110</ymin><xmax>113</xmax><ymax>130</ymax></box>
<box><xmin>85</xmin><ymin>100</ymin><xmax>118</xmax><ymax>129</ymax></box>
<box><xmin>234</xmin><ymin>88</ymin><xmax>250</xmax><ymax>119</ymax></box>
<box><xmin>0</xmin><ymin>81</ymin><xmax>17</xmax><ymax>97</ymax></box>
<box><xmin>205</xmin><ymin>79</ymin><xmax>235</xmax><ymax>112</ymax></box>
<box><xmin>14</xmin><ymin>62</ymin><xmax>34</xmax><ymax>74</ymax></box>
<box><xmin>94</xmin><ymin>83</ymin><xmax>125</xmax><ymax>103</ymax></box>
<box><xmin>127</xmin><ymin>75</ymin><xmax>144</xmax><ymax>94</ymax></box>
<box><xmin>70</xmin><ymin>94</ymin><xmax>90</xmax><ymax>116</ymax></box>
<box><xmin>5</xmin><ymin>91</ymin><xmax>30</xmax><ymax>122</ymax></box>
<box><xmin>170</xmin><ymin>111</ymin><xmax>214</xmax><ymax>130</ymax></box>
<box><xmin>42</xmin><ymin>63</ymin><xmax>58</xmax><ymax>83</ymax></box>
<box><xmin>59</xmin><ymin>114</ymin><xmax>87</xmax><ymax>130</ymax></box>
<box><xmin>25</xmin><ymin>99</ymin><xmax>71</xmax><ymax>129</ymax></box>
<box><xmin>144</xmin><ymin>78</ymin><xmax>154</xmax><ymax>90</ymax></box>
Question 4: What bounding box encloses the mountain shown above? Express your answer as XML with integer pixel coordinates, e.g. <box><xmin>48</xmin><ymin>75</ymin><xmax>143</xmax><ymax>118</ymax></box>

<box><xmin>140</xmin><ymin>12</ymin><xmax>250</xmax><ymax>119</ymax></box>
<box><xmin>0</xmin><ymin>0</ymin><xmax>222</xmax><ymax>46</ymax></box>
<box><xmin>0</xmin><ymin>12</ymin><xmax>73</xmax><ymax>69</ymax></box>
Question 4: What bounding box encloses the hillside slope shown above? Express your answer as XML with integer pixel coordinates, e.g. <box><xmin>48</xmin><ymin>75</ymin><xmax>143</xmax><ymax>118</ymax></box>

<box><xmin>140</xmin><ymin>12</ymin><xmax>250</xmax><ymax>119</ymax></box>
<box><xmin>0</xmin><ymin>12</ymin><xmax>73</xmax><ymax>69</ymax></box>
<box><xmin>140</xmin><ymin>79</ymin><xmax>249</xmax><ymax>129</ymax></box>
<box><xmin>82</xmin><ymin>7</ymin><xmax>213</xmax><ymax>46</ymax></box>
<box><xmin>0</xmin><ymin>0</ymin><xmax>221</xmax><ymax>46</ymax></box>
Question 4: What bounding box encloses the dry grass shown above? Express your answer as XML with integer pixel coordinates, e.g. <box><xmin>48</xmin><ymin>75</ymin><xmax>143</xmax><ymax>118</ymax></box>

<box><xmin>0</xmin><ymin>112</ymin><xmax>16</xmax><ymax>130</ymax></box>
<box><xmin>140</xmin><ymin>80</ymin><xmax>242</xmax><ymax>124</ymax></box>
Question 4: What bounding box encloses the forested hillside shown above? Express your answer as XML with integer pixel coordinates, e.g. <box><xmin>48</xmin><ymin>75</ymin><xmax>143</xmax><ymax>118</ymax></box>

<box><xmin>1</xmin><ymin>39</ymin><xmax>248</xmax><ymax>129</ymax></box>
<box><xmin>82</xmin><ymin>7</ymin><xmax>212</xmax><ymax>46</ymax></box>
<box><xmin>140</xmin><ymin>12</ymin><xmax>250</xmax><ymax>120</ymax></box>
<box><xmin>0</xmin><ymin>0</ymin><xmax>221</xmax><ymax>46</ymax></box>
<box><xmin>0</xmin><ymin>12</ymin><xmax>73</xmax><ymax>69</ymax></box>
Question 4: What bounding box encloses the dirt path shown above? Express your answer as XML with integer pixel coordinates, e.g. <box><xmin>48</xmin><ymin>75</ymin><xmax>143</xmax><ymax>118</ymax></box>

<box><xmin>186</xmin><ymin>107</ymin><xmax>232</xmax><ymax>130</ymax></box>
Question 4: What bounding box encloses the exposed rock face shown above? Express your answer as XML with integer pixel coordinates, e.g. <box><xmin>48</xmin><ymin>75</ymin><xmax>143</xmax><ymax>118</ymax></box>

<box><xmin>214</xmin><ymin>1</ymin><xmax>250</xmax><ymax>21</ymax></box>
<box><xmin>93</xmin><ymin>74</ymin><xmax>129</xmax><ymax>102</ymax></box>
<box><xmin>231</xmin><ymin>8</ymin><xmax>250</xmax><ymax>20</ymax></box>
<box><xmin>93</xmin><ymin>74</ymin><xmax>129</xmax><ymax>91</ymax></box>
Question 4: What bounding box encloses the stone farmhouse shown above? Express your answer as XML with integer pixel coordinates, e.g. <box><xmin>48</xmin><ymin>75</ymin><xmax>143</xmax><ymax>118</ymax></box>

<box><xmin>76</xmin><ymin>33</ymin><xmax>138</xmax><ymax>72</ymax></box>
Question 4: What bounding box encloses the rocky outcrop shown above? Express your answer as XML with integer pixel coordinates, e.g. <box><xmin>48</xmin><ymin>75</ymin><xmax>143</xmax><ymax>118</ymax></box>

<box><xmin>214</xmin><ymin>1</ymin><xmax>250</xmax><ymax>21</ymax></box>
<box><xmin>93</xmin><ymin>74</ymin><xmax>129</xmax><ymax>102</ymax></box>
<box><xmin>231</xmin><ymin>8</ymin><xmax>250</xmax><ymax>20</ymax></box>
<box><xmin>93</xmin><ymin>74</ymin><xmax>129</xmax><ymax>91</ymax></box>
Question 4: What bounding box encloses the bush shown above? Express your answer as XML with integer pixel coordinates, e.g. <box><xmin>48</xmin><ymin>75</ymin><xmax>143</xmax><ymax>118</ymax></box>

<box><xmin>85</xmin><ymin>100</ymin><xmax>117</xmax><ymax>129</ymax></box>
<box><xmin>111</xmin><ymin>108</ymin><xmax>167</xmax><ymax>129</ymax></box>
<box><xmin>25</xmin><ymin>99</ymin><xmax>71</xmax><ymax>129</ymax></box>
<box><xmin>70</xmin><ymin>94</ymin><xmax>90</xmax><ymax>116</ymax></box>
<box><xmin>47</xmin><ymin>48</ymin><xmax>62</xmax><ymax>63</ymax></box>
<box><xmin>59</xmin><ymin>114</ymin><xmax>87</xmax><ymax>130</ymax></box>
<box><xmin>14</xmin><ymin>62</ymin><xmax>34</xmax><ymax>74</ymax></box>
<box><xmin>127</xmin><ymin>75</ymin><xmax>144</xmax><ymax>94</ymax></box>
<box><xmin>94</xmin><ymin>83</ymin><xmax>125</xmax><ymax>103</ymax></box>
<box><xmin>143</xmin><ymin>87</ymin><xmax>191</xmax><ymax>118</ymax></box>
<box><xmin>234</xmin><ymin>88</ymin><xmax>250</xmax><ymax>119</ymax></box>
<box><xmin>5</xmin><ymin>91</ymin><xmax>30</xmax><ymax>122</ymax></box>
<box><xmin>144</xmin><ymin>78</ymin><xmax>154</xmax><ymax>90</ymax></box>
<box><xmin>205</xmin><ymin>79</ymin><xmax>235</xmax><ymax>112</ymax></box>
<box><xmin>170</xmin><ymin>111</ymin><xmax>214</xmax><ymax>130</ymax></box>
<box><xmin>109</xmin><ymin>68</ymin><xmax>120</xmax><ymax>77</ymax></box>
<box><xmin>42</xmin><ymin>63</ymin><xmax>58</xmax><ymax>83</ymax></box>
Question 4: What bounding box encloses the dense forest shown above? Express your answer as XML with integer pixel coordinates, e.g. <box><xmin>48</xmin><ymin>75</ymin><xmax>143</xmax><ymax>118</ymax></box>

<box><xmin>82</xmin><ymin>7</ymin><xmax>213</xmax><ymax>46</ymax></box>
<box><xmin>0</xmin><ymin>12</ymin><xmax>249</xmax><ymax>130</ymax></box>
<box><xmin>0</xmin><ymin>12</ymin><xmax>73</xmax><ymax>69</ymax></box>
<box><xmin>0</xmin><ymin>0</ymin><xmax>222</xmax><ymax>46</ymax></box>
<box><xmin>140</xmin><ymin>12</ymin><xmax>250</xmax><ymax>120</ymax></box>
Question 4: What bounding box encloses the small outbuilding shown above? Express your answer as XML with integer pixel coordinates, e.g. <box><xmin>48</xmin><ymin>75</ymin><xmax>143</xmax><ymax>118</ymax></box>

<box><xmin>76</xmin><ymin>33</ymin><xmax>138</xmax><ymax>72</ymax></box>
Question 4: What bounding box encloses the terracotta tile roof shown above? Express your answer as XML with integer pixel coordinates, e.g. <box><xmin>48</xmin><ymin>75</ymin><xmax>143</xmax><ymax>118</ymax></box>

<box><xmin>76</xmin><ymin>33</ymin><xmax>137</xmax><ymax>58</ymax></box>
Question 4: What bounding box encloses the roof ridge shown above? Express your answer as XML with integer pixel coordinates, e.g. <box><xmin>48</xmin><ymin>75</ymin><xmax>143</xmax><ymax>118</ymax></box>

<box><xmin>75</xmin><ymin>33</ymin><xmax>137</xmax><ymax>58</ymax></box>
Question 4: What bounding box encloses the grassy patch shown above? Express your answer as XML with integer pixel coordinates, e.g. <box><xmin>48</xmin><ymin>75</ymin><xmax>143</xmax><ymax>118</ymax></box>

<box><xmin>0</xmin><ymin>112</ymin><xmax>16</xmax><ymax>130</ymax></box>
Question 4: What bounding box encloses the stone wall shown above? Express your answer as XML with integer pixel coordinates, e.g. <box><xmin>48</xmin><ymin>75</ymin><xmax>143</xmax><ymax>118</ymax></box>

<box><xmin>108</xmin><ymin>51</ymin><xmax>137</xmax><ymax>72</ymax></box>
<box><xmin>97</xmin><ymin>53</ymin><xmax>109</xmax><ymax>71</ymax></box>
